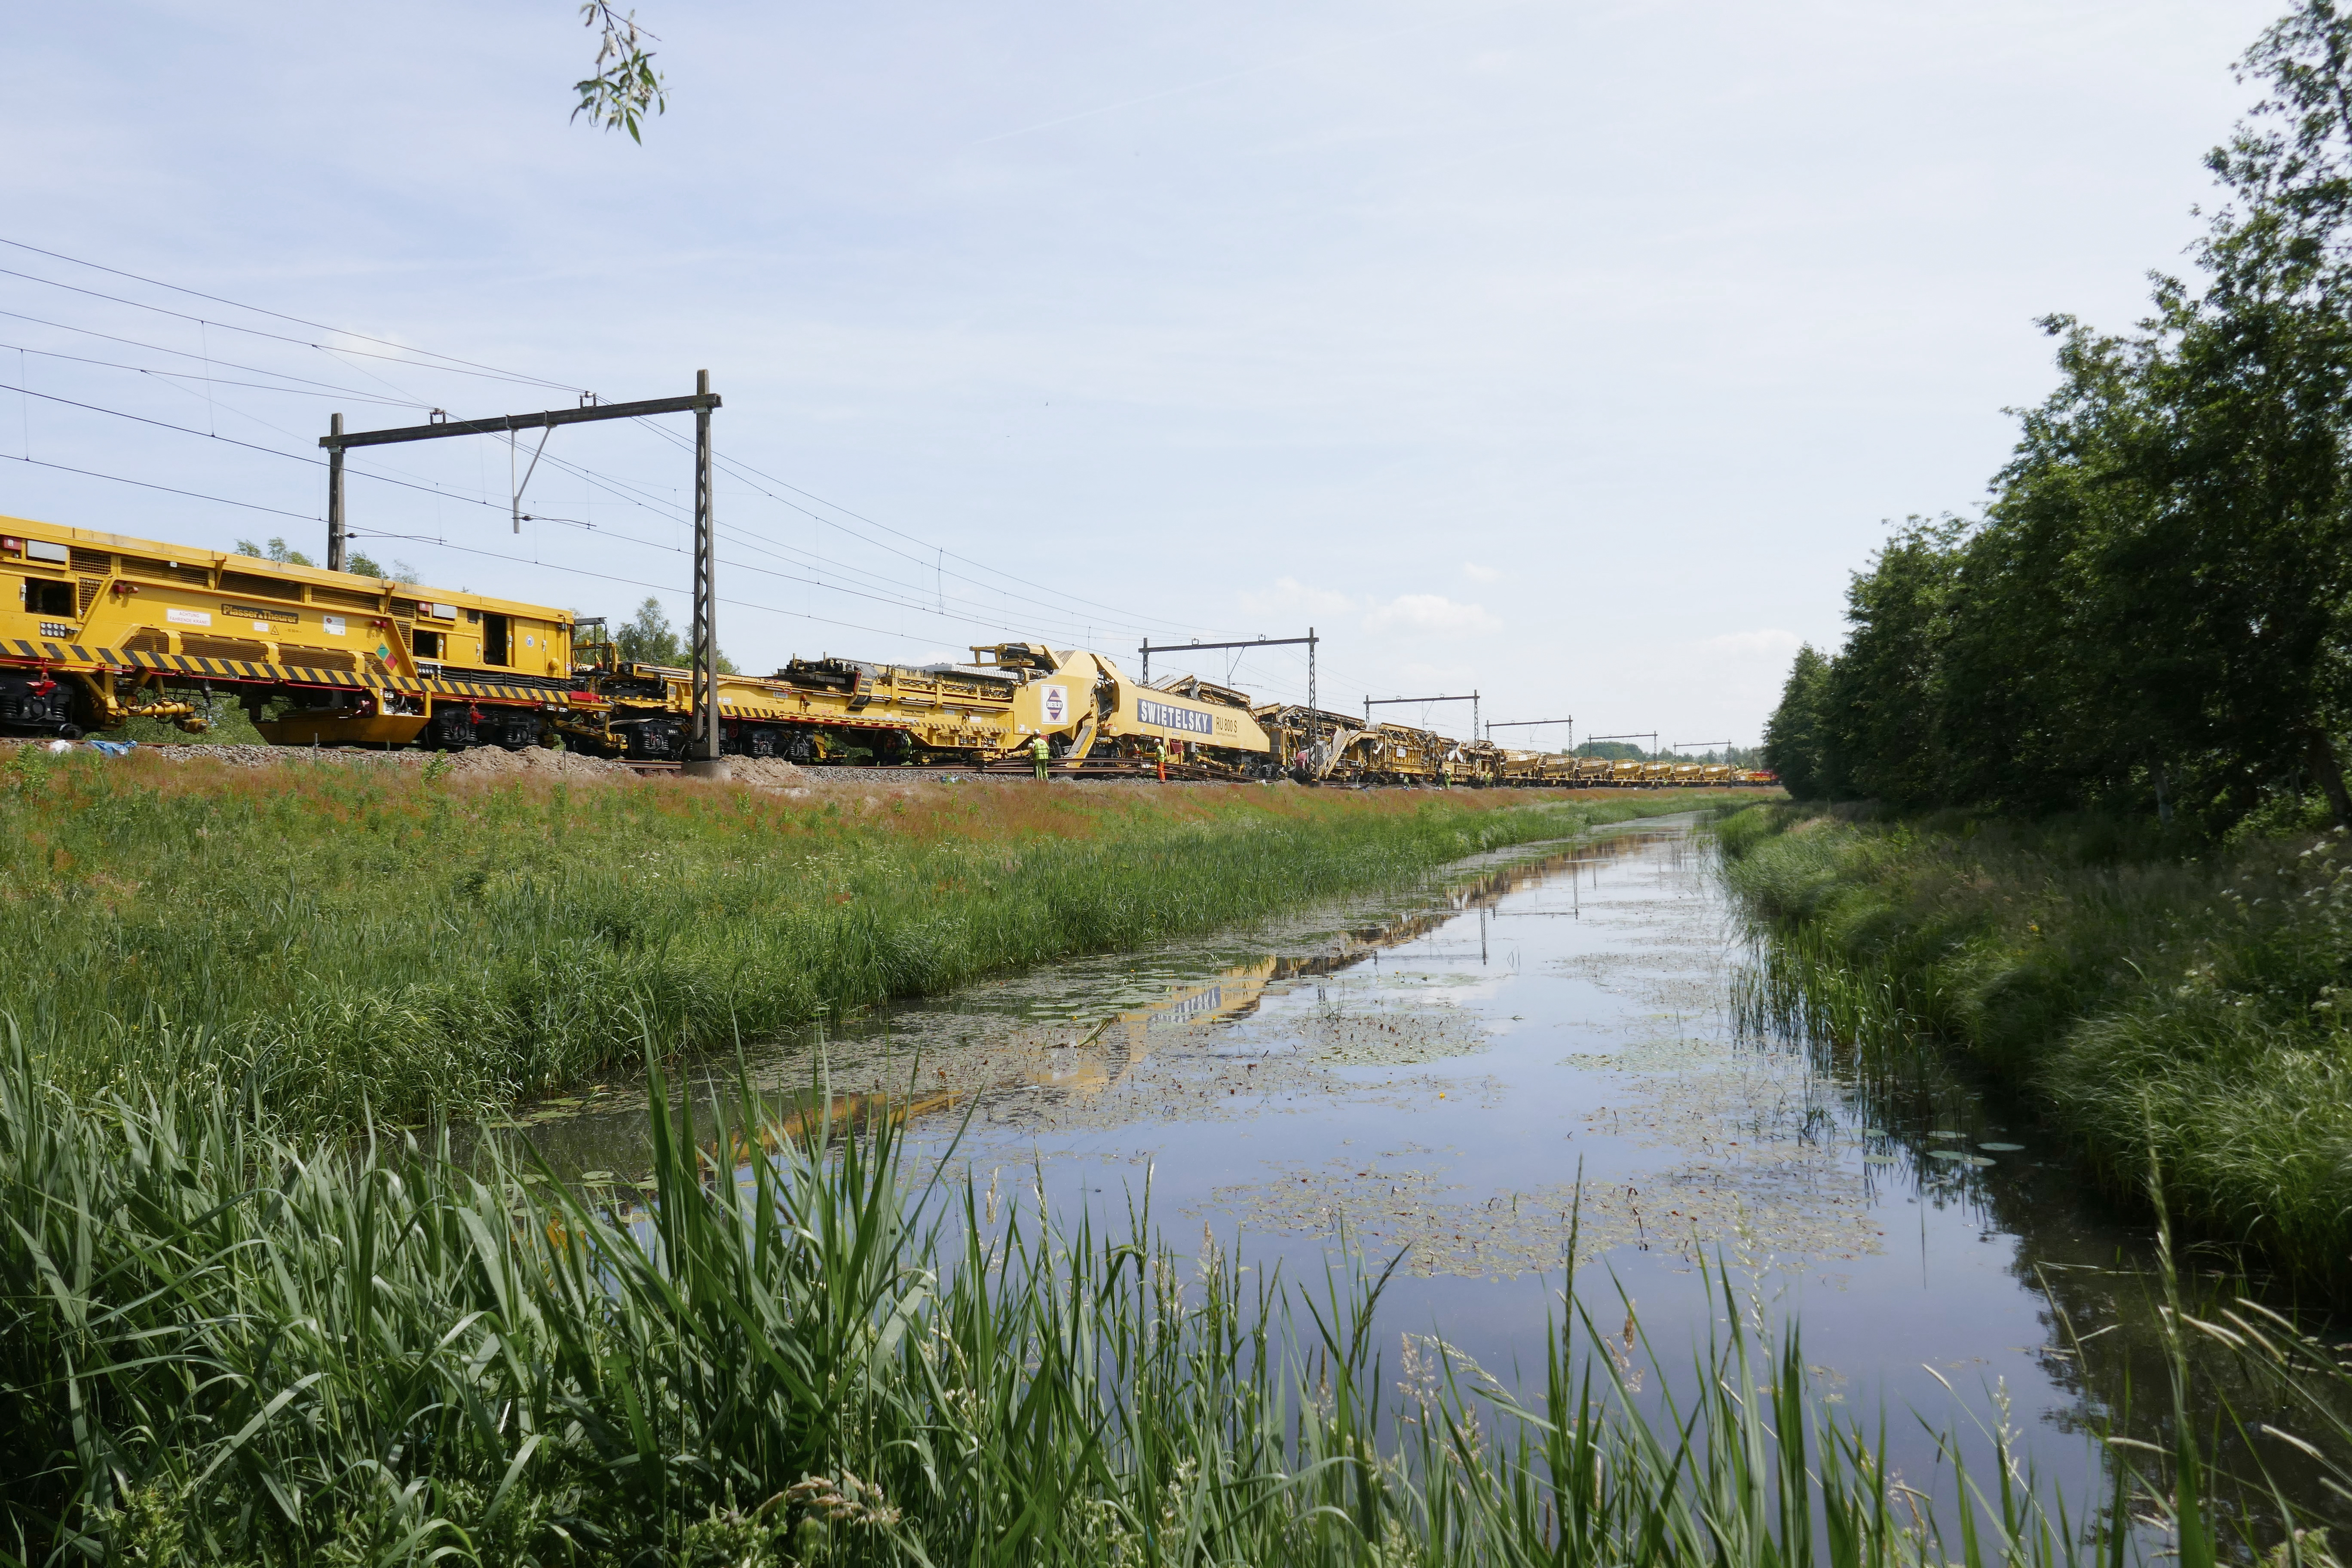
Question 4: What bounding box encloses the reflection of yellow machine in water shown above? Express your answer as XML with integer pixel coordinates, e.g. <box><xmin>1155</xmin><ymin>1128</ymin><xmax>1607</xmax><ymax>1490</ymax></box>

<box><xmin>701</xmin><ymin>828</ymin><xmax>1689</xmax><ymax>1172</ymax></box>
<box><xmin>1078</xmin><ymin>961</ymin><xmax>1284</xmax><ymax>1092</ymax></box>
<box><xmin>714</xmin><ymin>960</ymin><xmax>1292</xmax><ymax>1161</ymax></box>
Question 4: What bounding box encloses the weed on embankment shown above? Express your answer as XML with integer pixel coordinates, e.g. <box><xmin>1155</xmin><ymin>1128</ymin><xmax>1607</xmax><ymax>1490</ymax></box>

<box><xmin>1717</xmin><ymin>802</ymin><xmax>2352</xmax><ymax>1291</ymax></box>
<box><xmin>0</xmin><ymin>747</ymin><xmax>1743</xmax><ymax>1130</ymax></box>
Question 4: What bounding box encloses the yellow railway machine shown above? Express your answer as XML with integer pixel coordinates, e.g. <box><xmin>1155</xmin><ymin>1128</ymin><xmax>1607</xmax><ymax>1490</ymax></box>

<box><xmin>0</xmin><ymin>513</ymin><xmax>585</xmax><ymax>748</ymax></box>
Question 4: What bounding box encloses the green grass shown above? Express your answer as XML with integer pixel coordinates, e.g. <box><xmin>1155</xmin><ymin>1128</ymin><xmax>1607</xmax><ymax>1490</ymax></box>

<box><xmin>6</xmin><ymin>1026</ymin><xmax>2323</xmax><ymax>1568</ymax></box>
<box><xmin>0</xmin><ymin>749</ymin><xmax>1741</xmax><ymax>1131</ymax></box>
<box><xmin>1716</xmin><ymin>802</ymin><xmax>2352</xmax><ymax>1291</ymax></box>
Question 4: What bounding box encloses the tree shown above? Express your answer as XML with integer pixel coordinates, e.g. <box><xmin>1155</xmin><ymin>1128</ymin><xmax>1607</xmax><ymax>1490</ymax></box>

<box><xmin>1762</xmin><ymin>644</ymin><xmax>1832</xmax><ymax>799</ymax></box>
<box><xmin>2121</xmin><ymin>0</ymin><xmax>2352</xmax><ymax>826</ymax></box>
<box><xmin>1771</xmin><ymin>3</ymin><xmax>2352</xmax><ymax>831</ymax></box>
<box><xmin>234</xmin><ymin>537</ymin><xmax>315</xmax><ymax>567</ymax></box>
<box><xmin>1817</xmin><ymin>519</ymin><xmax>1962</xmax><ymax>808</ymax></box>
<box><xmin>613</xmin><ymin>596</ymin><xmax>735</xmax><ymax>673</ymax></box>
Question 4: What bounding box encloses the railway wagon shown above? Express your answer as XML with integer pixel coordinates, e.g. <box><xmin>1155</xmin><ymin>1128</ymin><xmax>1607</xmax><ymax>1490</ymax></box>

<box><xmin>560</xmin><ymin>639</ymin><xmax>1271</xmax><ymax>772</ymax></box>
<box><xmin>561</xmin><ymin>646</ymin><xmax>1030</xmax><ymax>763</ymax></box>
<box><xmin>1312</xmin><ymin>722</ymin><xmax>1444</xmax><ymax>784</ymax></box>
<box><xmin>0</xmin><ymin>511</ymin><xmax>584</xmax><ymax>748</ymax></box>
<box><xmin>1249</xmin><ymin>709</ymin><xmax>1449</xmax><ymax>785</ymax></box>
<box><xmin>1498</xmin><ymin>749</ymin><xmax>1546</xmax><ymax>785</ymax></box>
<box><xmin>1454</xmin><ymin>739</ymin><xmax>1507</xmax><ymax>786</ymax></box>
<box><xmin>1528</xmin><ymin>754</ymin><xmax>1580</xmax><ymax>786</ymax></box>
<box><xmin>1251</xmin><ymin>704</ymin><xmax>1380</xmax><ymax>782</ymax></box>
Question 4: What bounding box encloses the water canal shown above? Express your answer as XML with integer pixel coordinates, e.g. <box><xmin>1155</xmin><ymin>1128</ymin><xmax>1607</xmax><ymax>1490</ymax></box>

<box><xmin>518</xmin><ymin>811</ymin><xmax>2337</xmax><ymax>1528</ymax></box>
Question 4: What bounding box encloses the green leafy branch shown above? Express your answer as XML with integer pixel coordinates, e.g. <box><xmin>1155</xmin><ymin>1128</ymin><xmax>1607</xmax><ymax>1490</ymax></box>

<box><xmin>573</xmin><ymin>3</ymin><xmax>666</xmax><ymax>144</ymax></box>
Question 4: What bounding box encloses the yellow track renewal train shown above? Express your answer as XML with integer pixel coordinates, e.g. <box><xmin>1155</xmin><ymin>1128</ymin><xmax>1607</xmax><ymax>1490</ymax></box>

<box><xmin>0</xmin><ymin>510</ymin><xmax>1772</xmax><ymax>786</ymax></box>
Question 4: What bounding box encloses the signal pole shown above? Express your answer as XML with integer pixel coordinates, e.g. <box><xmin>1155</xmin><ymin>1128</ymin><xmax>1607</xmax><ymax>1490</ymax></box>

<box><xmin>688</xmin><ymin>370</ymin><xmax>726</xmax><ymax>778</ymax></box>
<box><xmin>326</xmin><ymin>413</ymin><xmax>346</xmax><ymax>572</ymax></box>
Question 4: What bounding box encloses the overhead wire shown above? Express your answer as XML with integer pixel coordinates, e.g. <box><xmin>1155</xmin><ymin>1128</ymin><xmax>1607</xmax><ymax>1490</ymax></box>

<box><xmin>0</xmin><ymin>242</ymin><xmax>1363</xmax><ymax>687</ymax></box>
<box><xmin>349</xmin><ymin>527</ymin><xmax>1069</xmax><ymax>656</ymax></box>
<box><xmin>2</xmin><ymin>452</ymin><xmax>317</xmax><ymax>521</ymax></box>
<box><xmin>630</xmin><ymin>419</ymin><xmax>1235</xmax><ymax>641</ymax></box>
<box><xmin>0</xmin><ymin>341</ymin><xmax>417</xmax><ymax>406</ymax></box>
<box><xmin>0</xmin><ymin>266</ymin><xmax>582</xmax><ymax>392</ymax></box>
<box><xmin>0</xmin><ymin>298</ymin><xmax>1210</xmax><ymax>649</ymax></box>
<box><xmin>0</xmin><ymin>239</ymin><xmax>581</xmax><ymax>391</ymax></box>
<box><xmin>6</xmin><ymin>245</ymin><xmax>1262</xmax><ymax>651</ymax></box>
<box><xmin>0</xmin><ymin>236</ymin><xmax>582</xmax><ymax>387</ymax></box>
<box><xmin>0</xmin><ymin>308</ymin><xmax>439</xmax><ymax>405</ymax></box>
<box><xmin>0</xmin><ymin>367</ymin><xmax>1135</xmax><ymax>648</ymax></box>
<box><xmin>511</xmin><ymin>418</ymin><xmax>1215</xmax><ymax>649</ymax></box>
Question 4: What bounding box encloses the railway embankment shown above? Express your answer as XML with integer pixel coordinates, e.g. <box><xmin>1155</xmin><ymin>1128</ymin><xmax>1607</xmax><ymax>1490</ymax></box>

<box><xmin>1718</xmin><ymin>802</ymin><xmax>2352</xmax><ymax>1290</ymax></box>
<box><xmin>1</xmin><ymin>741</ymin><xmax>1752</xmax><ymax>1130</ymax></box>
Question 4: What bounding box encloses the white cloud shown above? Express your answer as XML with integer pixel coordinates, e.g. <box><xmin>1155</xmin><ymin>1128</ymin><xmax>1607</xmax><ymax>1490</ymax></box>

<box><xmin>1461</xmin><ymin>562</ymin><xmax>1503</xmax><ymax>583</ymax></box>
<box><xmin>1363</xmin><ymin>594</ymin><xmax>1500</xmax><ymax>635</ymax></box>
<box><xmin>1237</xmin><ymin>576</ymin><xmax>1357</xmax><ymax>618</ymax></box>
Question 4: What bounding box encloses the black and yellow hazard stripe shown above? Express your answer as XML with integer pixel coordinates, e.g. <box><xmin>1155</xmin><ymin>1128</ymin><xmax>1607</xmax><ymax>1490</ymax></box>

<box><xmin>0</xmin><ymin>640</ymin><xmax>585</xmax><ymax>708</ymax></box>
<box><xmin>425</xmin><ymin>675</ymin><xmax>570</xmax><ymax>704</ymax></box>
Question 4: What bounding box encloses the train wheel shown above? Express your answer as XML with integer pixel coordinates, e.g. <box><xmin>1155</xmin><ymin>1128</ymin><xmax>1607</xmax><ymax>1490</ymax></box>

<box><xmin>423</xmin><ymin>708</ymin><xmax>474</xmax><ymax>750</ymax></box>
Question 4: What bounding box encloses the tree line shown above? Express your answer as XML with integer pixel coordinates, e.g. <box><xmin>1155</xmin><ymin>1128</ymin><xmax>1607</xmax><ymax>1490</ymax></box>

<box><xmin>1766</xmin><ymin>1</ymin><xmax>2352</xmax><ymax>833</ymax></box>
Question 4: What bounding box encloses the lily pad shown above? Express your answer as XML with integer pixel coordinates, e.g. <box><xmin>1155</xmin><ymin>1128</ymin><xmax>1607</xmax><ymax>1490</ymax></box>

<box><xmin>1862</xmin><ymin>1154</ymin><xmax>1899</xmax><ymax>1165</ymax></box>
<box><xmin>579</xmin><ymin>1170</ymin><xmax>616</xmax><ymax>1182</ymax></box>
<box><xmin>1978</xmin><ymin>1142</ymin><xmax>2025</xmax><ymax>1152</ymax></box>
<box><xmin>1928</xmin><ymin>1130</ymin><xmax>1965</xmax><ymax>1139</ymax></box>
<box><xmin>1862</xmin><ymin>1127</ymin><xmax>1886</xmax><ymax>1138</ymax></box>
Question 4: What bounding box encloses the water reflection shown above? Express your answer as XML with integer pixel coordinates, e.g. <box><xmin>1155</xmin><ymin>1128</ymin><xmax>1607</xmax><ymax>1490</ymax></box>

<box><xmin>510</xmin><ymin>813</ymin><xmax>2349</xmax><ymax>1534</ymax></box>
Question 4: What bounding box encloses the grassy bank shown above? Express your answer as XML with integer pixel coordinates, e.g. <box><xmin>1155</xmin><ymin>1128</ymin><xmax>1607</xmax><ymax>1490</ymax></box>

<box><xmin>4</xmin><ymin>1032</ymin><xmax>2317</xmax><ymax>1568</ymax></box>
<box><xmin>0</xmin><ymin>748</ymin><xmax>1740</xmax><ymax>1130</ymax></box>
<box><xmin>1717</xmin><ymin>804</ymin><xmax>2352</xmax><ymax>1287</ymax></box>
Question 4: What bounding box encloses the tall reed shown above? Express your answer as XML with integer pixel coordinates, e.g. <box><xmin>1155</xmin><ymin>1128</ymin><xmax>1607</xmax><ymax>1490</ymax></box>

<box><xmin>1712</xmin><ymin>801</ymin><xmax>2352</xmax><ymax>1292</ymax></box>
<box><xmin>5</xmin><ymin>1020</ymin><xmax>2337</xmax><ymax>1567</ymax></box>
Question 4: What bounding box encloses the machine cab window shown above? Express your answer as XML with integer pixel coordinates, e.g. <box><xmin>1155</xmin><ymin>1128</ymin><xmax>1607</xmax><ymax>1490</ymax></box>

<box><xmin>22</xmin><ymin>579</ymin><xmax>73</xmax><ymax>617</ymax></box>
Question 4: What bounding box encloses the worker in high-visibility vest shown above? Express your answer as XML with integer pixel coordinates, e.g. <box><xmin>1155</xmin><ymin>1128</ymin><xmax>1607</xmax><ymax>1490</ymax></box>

<box><xmin>1157</xmin><ymin>737</ymin><xmax>1169</xmax><ymax>783</ymax></box>
<box><xmin>1032</xmin><ymin>732</ymin><xmax>1051</xmax><ymax>781</ymax></box>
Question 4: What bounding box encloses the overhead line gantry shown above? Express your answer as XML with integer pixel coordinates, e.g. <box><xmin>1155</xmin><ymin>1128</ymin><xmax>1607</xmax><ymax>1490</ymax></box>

<box><xmin>1141</xmin><ymin>630</ymin><xmax>1319</xmax><ymax>712</ymax></box>
<box><xmin>320</xmin><ymin>374</ymin><xmax>727</xmax><ymax>776</ymax></box>
<box><xmin>1365</xmin><ymin>691</ymin><xmax>1479</xmax><ymax>737</ymax></box>
<box><xmin>1486</xmin><ymin>716</ymin><xmax>1573</xmax><ymax>747</ymax></box>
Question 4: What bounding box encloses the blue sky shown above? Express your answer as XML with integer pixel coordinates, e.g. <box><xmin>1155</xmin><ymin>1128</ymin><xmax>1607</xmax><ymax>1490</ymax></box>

<box><xmin>0</xmin><ymin>0</ymin><xmax>2285</xmax><ymax>746</ymax></box>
